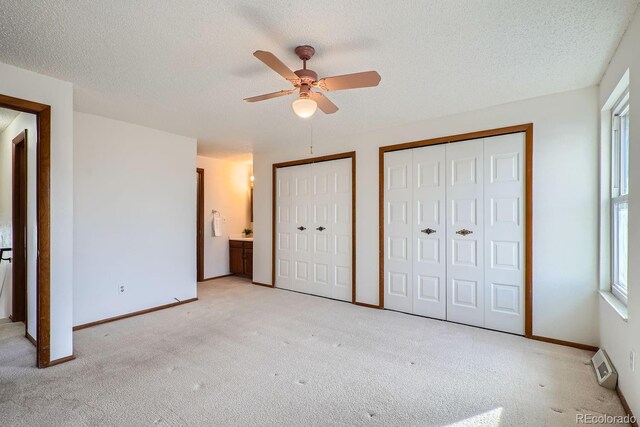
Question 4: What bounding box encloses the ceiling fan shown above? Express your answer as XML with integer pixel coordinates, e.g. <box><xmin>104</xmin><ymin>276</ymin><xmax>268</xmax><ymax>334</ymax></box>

<box><xmin>243</xmin><ymin>45</ymin><xmax>381</xmax><ymax>118</ymax></box>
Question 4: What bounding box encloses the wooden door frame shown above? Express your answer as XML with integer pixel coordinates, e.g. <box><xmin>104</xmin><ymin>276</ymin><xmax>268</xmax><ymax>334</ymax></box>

<box><xmin>379</xmin><ymin>124</ymin><xmax>534</xmax><ymax>337</ymax></box>
<box><xmin>196</xmin><ymin>168</ymin><xmax>204</xmax><ymax>282</ymax></box>
<box><xmin>0</xmin><ymin>94</ymin><xmax>51</xmax><ymax>368</ymax></box>
<box><xmin>271</xmin><ymin>151</ymin><xmax>359</xmax><ymax>304</ymax></box>
<box><xmin>11</xmin><ymin>130</ymin><xmax>28</xmax><ymax>328</ymax></box>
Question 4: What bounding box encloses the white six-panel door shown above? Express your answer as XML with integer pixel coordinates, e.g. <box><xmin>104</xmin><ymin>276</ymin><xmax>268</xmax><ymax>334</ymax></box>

<box><xmin>275</xmin><ymin>158</ymin><xmax>352</xmax><ymax>302</ymax></box>
<box><xmin>383</xmin><ymin>134</ymin><xmax>525</xmax><ymax>335</ymax></box>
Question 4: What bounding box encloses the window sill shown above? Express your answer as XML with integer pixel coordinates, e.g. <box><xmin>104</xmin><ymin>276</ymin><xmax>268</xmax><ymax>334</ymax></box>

<box><xmin>599</xmin><ymin>290</ymin><xmax>628</xmax><ymax>322</ymax></box>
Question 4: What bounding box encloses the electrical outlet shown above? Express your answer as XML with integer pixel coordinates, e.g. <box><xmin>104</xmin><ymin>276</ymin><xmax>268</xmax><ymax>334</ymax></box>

<box><xmin>119</xmin><ymin>284</ymin><xmax>125</xmax><ymax>294</ymax></box>
<box><xmin>631</xmin><ymin>349</ymin><xmax>636</xmax><ymax>372</ymax></box>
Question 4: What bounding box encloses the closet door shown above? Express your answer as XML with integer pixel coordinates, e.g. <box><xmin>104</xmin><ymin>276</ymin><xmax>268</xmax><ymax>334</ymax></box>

<box><xmin>275</xmin><ymin>167</ymin><xmax>294</xmax><ymax>290</ymax></box>
<box><xmin>291</xmin><ymin>164</ymin><xmax>312</xmax><ymax>293</ymax></box>
<box><xmin>384</xmin><ymin>149</ymin><xmax>414</xmax><ymax>313</ymax></box>
<box><xmin>330</xmin><ymin>158</ymin><xmax>353</xmax><ymax>301</ymax></box>
<box><xmin>483</xmin><ymin>133</ymin><xmax>525</xmax><ymax>334</ymax></box>
<box><xmin>275</xmin><ymin>158</ymin><xmax>353</xmax><ymax>303</ymax></box>
<box><xmin>412</xmin><ymin>145</ymin><xmax>447</xmax><ymax>319</ymax></box>
<box><xmin>309</xmin><ymin>161</ymin><xmax>333</xmax><ymax>298</ymax></box>
<box><xmin>446</xmin><ymin>139</ymin><xmax>485</xmax><ymax>327</ymax></box>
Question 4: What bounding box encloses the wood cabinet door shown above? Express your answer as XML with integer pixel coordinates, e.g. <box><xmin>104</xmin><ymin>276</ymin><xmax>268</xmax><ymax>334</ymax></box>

<box><xmin>244</xmin><ymin>245</ymin><xmax>253</xmax><ymax>278</ymax></box>
<box><xmin>230</xmin><ymin>245</ymin><xmax>244</xmax><ymax>274</ymax></box>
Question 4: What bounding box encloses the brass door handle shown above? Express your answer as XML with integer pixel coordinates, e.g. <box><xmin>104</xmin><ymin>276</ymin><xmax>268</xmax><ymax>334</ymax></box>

<box><xmin>297</xmin><ymin>226</ymin><xmax>306</xmax><ymax>231</ymax></box>
<box><xmin>421</xmin><ymin>228</ymin><xmax>436</xmax><ymax>235</ymax></box>
<box><xmin>456</xmin><ymin>229</ymin><xmax>473</xmax><ymax>236</ymax></box>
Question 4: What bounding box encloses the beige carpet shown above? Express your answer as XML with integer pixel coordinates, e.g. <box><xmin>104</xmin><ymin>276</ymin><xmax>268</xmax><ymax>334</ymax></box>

<box><xmin>0</xmin><ymin>277</ymin><xmax>628</xmax><ymax>426</ymax></box>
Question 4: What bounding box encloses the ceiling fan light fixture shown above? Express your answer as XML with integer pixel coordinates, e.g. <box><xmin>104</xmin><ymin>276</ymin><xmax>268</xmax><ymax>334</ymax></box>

<box><xmin>292</xmin><ymin>97</ymin><xmax>317</xmax><ymax>118</ymax></box>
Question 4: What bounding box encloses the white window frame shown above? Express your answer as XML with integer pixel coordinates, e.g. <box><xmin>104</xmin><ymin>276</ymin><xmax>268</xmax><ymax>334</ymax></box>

<box><xmin>610</xmin><ymin>90</ymin><xmax>629</xmax><ymax>305</ymax></box>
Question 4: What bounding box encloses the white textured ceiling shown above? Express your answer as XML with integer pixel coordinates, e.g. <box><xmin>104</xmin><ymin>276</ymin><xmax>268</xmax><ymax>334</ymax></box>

<box><xmin>0</xmin><ymin>1</ymin><xmax>637</xmax><ymax>157</ymax></box>
<box><xmin>0</xmin><ymin>107</ymin><xmax>19</xmax><ymax>134</ymax></box>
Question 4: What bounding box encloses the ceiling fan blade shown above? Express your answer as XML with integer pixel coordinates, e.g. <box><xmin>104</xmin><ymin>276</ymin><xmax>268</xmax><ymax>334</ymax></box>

<box><xmin>310</xmin><ymin>92</ymin><xmax>338</xmax><ymax>114</ymax></box>
<box><xmin>318</xmin><ymin>71</ymin><xmax>381</xmax><ymax>91</ymax></box>
<box><xmin>244</xmin><ymin>89</ymin><xmax>297</xmax><ymax>103</ymax></box>
<box><xmin>253</xmin><ymin>50</ymin><xmax>300</xmax><ymax>83</ymax></box>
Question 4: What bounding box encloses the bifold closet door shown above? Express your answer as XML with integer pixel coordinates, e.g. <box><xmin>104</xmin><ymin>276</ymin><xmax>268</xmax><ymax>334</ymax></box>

<box><xmin>384</xmin><ymin>145</ymin><xmax>447</xmax><ymax>318</ymax></box>
<box><xmin>291</xmin><ymin>164</ymin><xmax>312</xmax><ymax>293</ymax></box>
<box><xmin>445</xmin><ymin>139</ymin><xmax>485</xmax><ymax>328</ymax></box>
<box><xmin>274</xmin><ymin>158</ymin><xmax>352</xmax><ymax>302</ymax></box>
<box><xmin>483</xmin><ymin>133</ymin><xmax>525</xmax><ymax>334</ymax></box>
<box><xmin>329</xmin><ymin>158</ymin><xmax>353</xmax><ymax>302</ymax></box>
<box><xmin>412</xmin><ymin>145</ymin><xmax>446</xmax><ymax>319</ymax></box>
<box><xmin>384</xmin><ymin>149</ymin><xmax>414</xmax><ymax>313</ymax></box>
<box><xmin>275</xmin><ymin>166</ymin><xmax>294</xmax><ymax>291</ymax></box>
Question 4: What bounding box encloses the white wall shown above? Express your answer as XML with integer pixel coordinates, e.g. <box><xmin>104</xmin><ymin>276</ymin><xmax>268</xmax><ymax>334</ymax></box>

<box><xmin>598</xmin><ymin>7</ymin><xmax>640</xmax><ymax>416</ymax></box>
<box><xmin>196</xmin><ymin>156</ymin><xmax>252</xmax><ymax>279</ymax></box>
<box><xmin>0</xmin><ymin>113</ymin><xmax>38</xmax><ymax>338</ymax></box>
<box><xmin>73</xmin><ymin>112</ymin><xmax>197</xmax><ymax>326</ymax></box>
<box><xmin>254</xmin><ymin>86</ymin><xmax>600</xmax><ymax>346</ymax></box>
<box><xmin>0</xmin><ymin>61</ymin><xmax>74</xmax><ymax>361</ymax></box>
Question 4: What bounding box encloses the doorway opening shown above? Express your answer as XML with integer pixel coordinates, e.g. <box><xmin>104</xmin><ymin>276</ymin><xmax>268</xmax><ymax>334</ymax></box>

<box><xmin>0</xmin><ymin>95</ymin><xmax>52</xmax><ymax>368</ymax></box>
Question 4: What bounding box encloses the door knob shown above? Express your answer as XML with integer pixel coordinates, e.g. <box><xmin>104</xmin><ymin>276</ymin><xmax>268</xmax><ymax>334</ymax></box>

<box><xmin>316</xmin><ymin>226</ymin><xmax>326</xmax><ymax>231</ymax></box>
<box><xmin>421</xmin><ymin>228</ymin><xmax>436</xmax><ymax>235</ymax></box>
<box><xmin>455</xmin><ymin>229</ymin><xmax>473</xmax><ymax>236</ymax></box>
<box><xmin>297</xmin><ymin>226</ymin><xmax>306</xmax><ymax>231</ymax></box>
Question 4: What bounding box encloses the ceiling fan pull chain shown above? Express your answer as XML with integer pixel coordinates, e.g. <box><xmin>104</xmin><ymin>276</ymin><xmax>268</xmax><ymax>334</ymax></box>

<box><xmin>310</xmin><ymin>121</ymin><xmax>314</xmax><ymax>154</ymax></box>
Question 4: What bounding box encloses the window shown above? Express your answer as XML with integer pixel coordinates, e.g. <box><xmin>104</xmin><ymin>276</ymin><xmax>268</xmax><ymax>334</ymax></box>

<box><xmin>611</xmin><ymin>90</ymin><xmax>629</xmax><ymax>305</ymax></box>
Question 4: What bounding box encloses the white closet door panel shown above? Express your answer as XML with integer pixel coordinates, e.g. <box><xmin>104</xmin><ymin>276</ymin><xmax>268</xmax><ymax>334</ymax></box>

<box><xmin>412</xmin><ymin>145</ymin><xmax>447</xmax><ymax>319</ymax></box>
<box><xmin>483</xmin><ymin>133</ymin><xmax>525</xmax><ymax>334</ymax></box>
<box><xmin>446</xmin><ymin>139</ymin><xmax>485</xmax><ymax>327</ymax></box>
<box><xmin>308</xmin><ymin>161</ymin><xmax>333</xmax><ymax>298</ymax></box>
<box><xmin>291</xmin><ymin>164</ymin><xmax>312</xmax><ymax>293</ymax></box>
<box><xmin>384</xmin><ymin>149</ymin><xmax>413</xmax><ymax>313</ymax></box>
<box><xmin>330</xmin><ymin>158</ymin><xmax>352</xmax><ymax>302</ymax></box>
<box><xmin>275</xmin><ymin>167</ymin><xmax>294</xmax><ymax>290</ymax></box>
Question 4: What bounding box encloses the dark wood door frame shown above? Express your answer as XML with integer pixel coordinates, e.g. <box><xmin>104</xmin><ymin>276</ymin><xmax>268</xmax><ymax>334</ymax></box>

<box><xmin>271</xmin><ymin>152</ymin><xmax>361</xmax><ymax>305</ymax></box>
<box><xmin>379</xmin><ymin>124</ymin><xmax>534</xmax><ymax>337</ymax></box>
<box><xmin>0</xmin><ymin>94</ymin><xmax>52</xmax><ymax>368</ymax></box>
<box><xmin>11</xmin><ymin>130</ymin><xmax>28</xmax><ymax>327</ymax></box>
<box><xmin>196</xmin><ymin>168</ymin><xmax>204</xmax><ymax>282</ymax></box>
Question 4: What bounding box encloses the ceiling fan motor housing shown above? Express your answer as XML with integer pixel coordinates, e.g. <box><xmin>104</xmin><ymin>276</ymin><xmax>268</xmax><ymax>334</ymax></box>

<box><xmin>294</xmin><ymin>45</ymin><xmax>315</xmax><ymax>61</ymax></box>
<box><xmin>295</xmin><ymin>68</ymin><xmax>318</xmax><ymax>84</ymax></box>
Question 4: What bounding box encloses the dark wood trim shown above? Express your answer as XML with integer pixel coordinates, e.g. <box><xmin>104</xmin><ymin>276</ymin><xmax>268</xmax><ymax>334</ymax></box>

<box><xmin>379</xmin><ymin>124</ymin><xmax>534</xmax><ymax>334</ymax></box>
<box><xmin>252</xmin><ymin>281</ymin><xmax>272</xmax><ymax>287</ymax></box>
<box><xmin>12</xmin><ymin>130</ymin><xmax>28</xmax><ymax>325</ymax></box>
<box><xmin>26</xmin><ymin>332</ymin><xmax>37</xmax><ymax>347</ymax></box>
<box><xmin>351</xmin><ymin>154</ymin><xmax>357</xmax><ymax>304</ymax></box>
<box><xmin>354</xmin><ymin>302</ymin><xmax>381</xmax><ymax>309</ymax></box>
<box><xmin>617</xmin><ymin>385</ymin><xmax>639</xmax><ymax>427</ymax></box>
<box><xmin>530</xmin><ymin>335</ymin><xmax>598</xmax><ymax>352</ymax></box>
<box><xmin>524</xmin><ymin>125</ymin><xmax>534</xmax><ymax>337</ymax></box>
<box><xmin>196</xmin><ymin>168</ymin><xmax>205</xmax><ymax>282</ymax></box>
<box><xmin>72</xmin><ymin>297</ymin><xmax>198</xmax><ymax>331</ymax></box>
<box><xmin>0</xmin><ymin>94</ymin><xmax>52</xmax><ymax>369</ymax></box>
<box><xmin>272</xmin><ymin>152</ymin><xmax>358</xmax><ymax>303</ymax></box>
<box><xmin>272</xmin><ymin>151</ymin><xmax>358</xmax><ymax>169</ymax></box>
<box><xmin>200</xmin><ymin>274</ymin><xmax>233</xmax><ymax>282</ymax></box>
<box><xmin>378</xmin><ymin>146</ymin><xmax>385</xmax><ymax>309</ymax></box>
<box><xmin>47</xmin><ymin>355</ymin><xmax>75</xmax><ymax>367</ymax></box>
<box><xmin>271</xmin><ymin>162</ymin><xmax>277</xmax><ymax>288</ymax></box>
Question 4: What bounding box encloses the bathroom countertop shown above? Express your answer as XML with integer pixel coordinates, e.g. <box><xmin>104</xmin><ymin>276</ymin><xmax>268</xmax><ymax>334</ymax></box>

<box><xmin>229</xmin><ymin>236</ymin><xmax>253</xmax><ymax>242</ymax></box>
